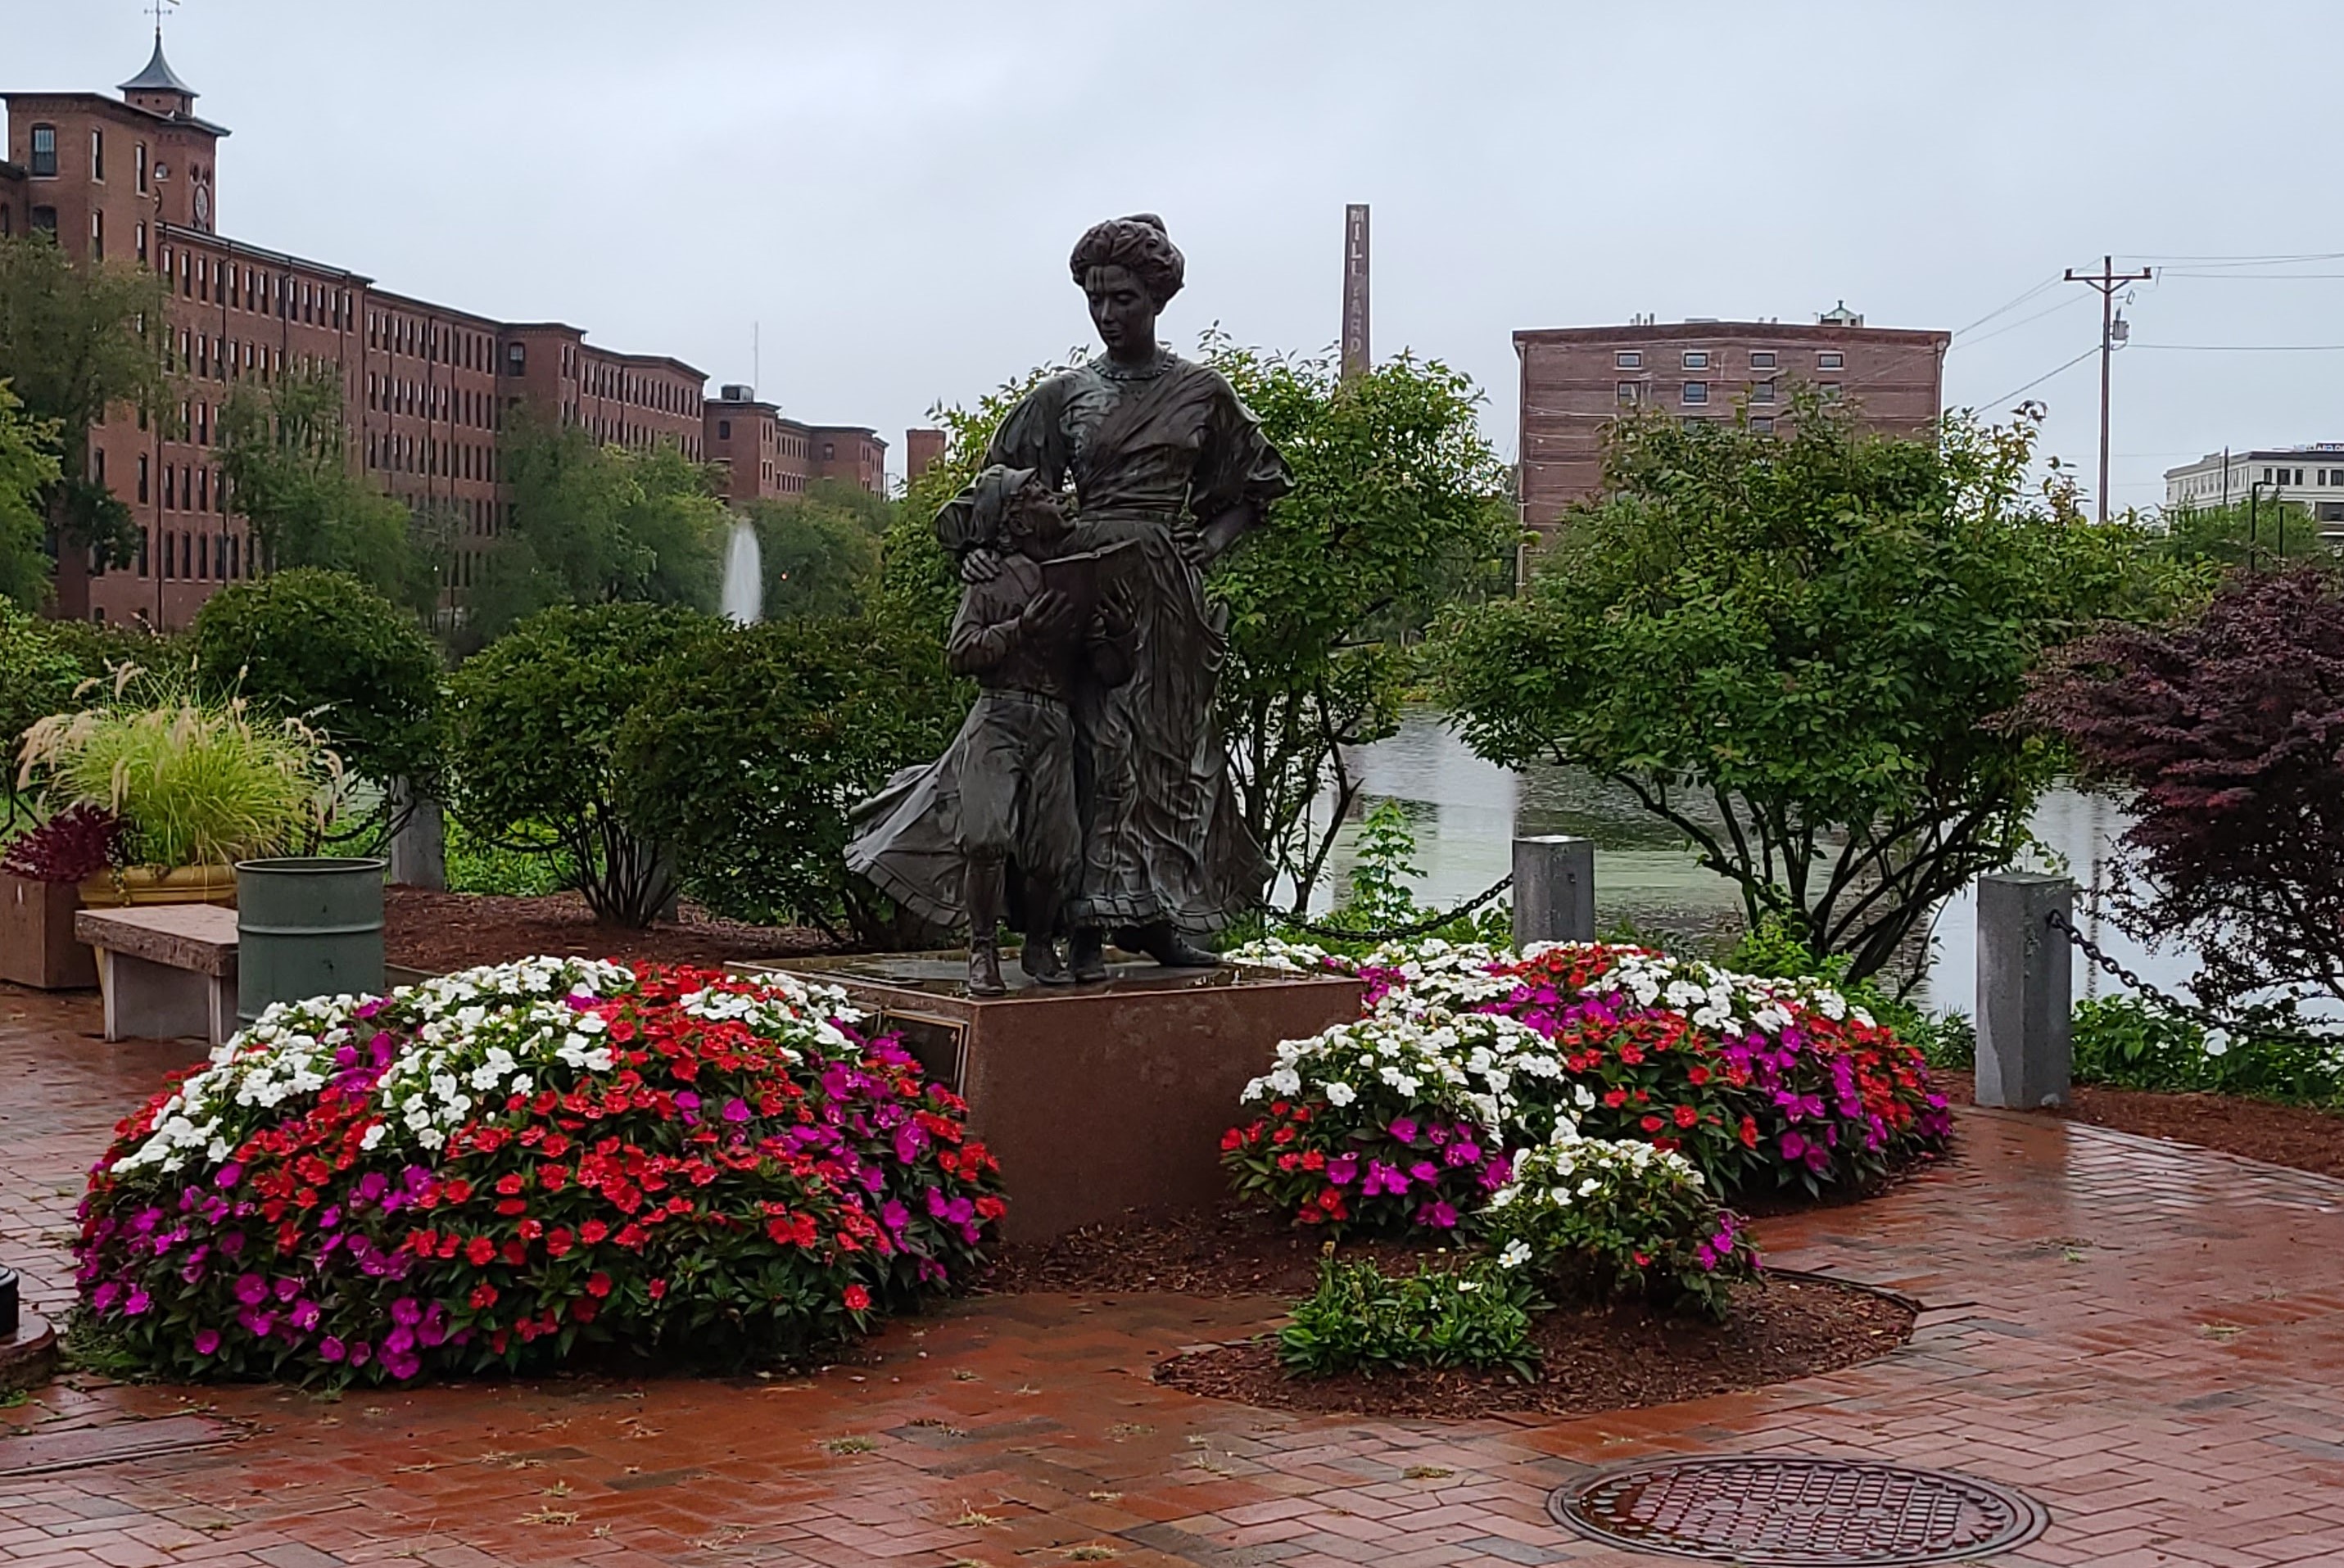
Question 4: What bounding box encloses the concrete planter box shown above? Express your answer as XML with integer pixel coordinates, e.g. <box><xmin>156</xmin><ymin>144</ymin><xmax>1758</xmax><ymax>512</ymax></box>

<box><xmin>0</xmin><ymin>873</ymin><xmax>98</xmax><ymax>990</ymax></box>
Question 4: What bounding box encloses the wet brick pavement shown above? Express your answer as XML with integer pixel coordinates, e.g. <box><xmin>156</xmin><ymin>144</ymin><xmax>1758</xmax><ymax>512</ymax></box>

<box><xmin>5</xmin><ymin>981</ymin><xmax>2344</xmax><ymax>1566</ymax></box>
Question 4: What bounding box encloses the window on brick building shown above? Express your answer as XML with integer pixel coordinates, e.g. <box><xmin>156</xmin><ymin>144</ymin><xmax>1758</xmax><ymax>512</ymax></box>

<box><xmin>31</xmin><ymin>206</ymin><xmax>57</xmax><ymax>236</ymax></box>
<box><xmin>1817</xmin><ymin>351</ymin><xmax>1844</xmax><ymax>369</ymax></box>
<box><xmin>1819</xmin><ymin>382</ymin><xmax>1842</xmax><ymax>401</ymax></box>
<box><xmin>1681</xmin><ymin>382</ymin><xmax>1709</xmax><ymax>405</ymax></box>
<box><xmin>1614</xmin><ymin>350</ymin><xmax>1641</xmax><ymax>369</ymax></box>
<box><xmin>138</xmin><ymin>455</ymin><xmax>149</xmax><ymax>503</ymax></box>
<box><xmin>1751</xmin><ymin>416</ymin><xmax>1776</xmax><ymax>433</ymax></box>
<box><xmin>29</xmin><ymin>125</ymin><xmax>56</xmax><ymax>177</ymax></box>
<box><xmin>1615</xmin><ymin>382</ymin><xmax>1640</xmax><ymax>404</ymax></box>
<box><xmin>1752</xmin><ymin>379</ymin><xmax>1776</xmax><ymax>404</ymax></box>
<box><xmin>717</xmin><ymin>419</ymin><xmax>731</xmax><ymax>440</ymax></box>
<box><xmin>89</xmin><ymin>210</ymin><xmax>102</xmax><ymax>261</ymax></box>
<box><xmin>1749</xmin><ymin>350</ymin><xmax>1776</xmax><ymax>369</ymax></box>
<box><xmin>1681</xmin><ymin>350</ymin><xmax>1708</xmax><ymax>369</ymax></box>
<box><xmin>135</xmin><ymin>223</ymin><xmax>147</xmax><ymax>264</ymax></box>
<box><xmin>91</xmin><ymin>129</ymin><xmax>104</xmax><ymax>181</ymax></box>
<box><xmin>136</xmin><ymin>142</ymin><xmax>148</xmax><ymax>192</ymax></box>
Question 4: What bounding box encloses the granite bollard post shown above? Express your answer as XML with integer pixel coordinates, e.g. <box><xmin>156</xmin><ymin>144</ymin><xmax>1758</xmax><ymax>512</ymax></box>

<box><xmin>387</xmin><ymin>779</ymin><xmax>446</xmax><ymax>892</ymax></box>
<box><xmin>1975</xmin><ymin>872</ymin><xmax>2074</xmax><ymax>1109</ymax></box>
<box><xmin>1513</xmin><ymin>835</ymin><xmax>1595</xmax><ymax>947</ymax></box>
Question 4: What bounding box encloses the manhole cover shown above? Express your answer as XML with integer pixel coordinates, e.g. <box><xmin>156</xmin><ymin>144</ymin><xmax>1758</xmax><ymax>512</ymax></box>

<box><xmin>1548</xmin><ymin>1455</ymin><xmax>2049</xmax><ymax>1566</ymax></box>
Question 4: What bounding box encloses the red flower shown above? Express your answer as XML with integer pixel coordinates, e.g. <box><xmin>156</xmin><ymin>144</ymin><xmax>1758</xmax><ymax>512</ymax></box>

<box><xmin>468</xmin><ymin>1283</ymin><xmax>498</xmax><ymax>1309</ymax></box>
<box><xmin>586</xmin><ymin>1272</ymin><xmax>613</xmax><ymax>1299</ymax></box>
<box><xmin>647</xmin><ymin>1279</ymin><xmax>667</xmax><ymax>1300</ymax></box>
<box><xmin>464</xmin><ymin>1236</ymin><xmax>496</xmax><ymax>1267</ymax></box>
<box><xmin>580</xmin><ymin>1219</ymin><xmax>609</xmax><ymax>1244</ymax></box>
<box><xmin>1640</xmin><ymin>1114</ymin><xmax>1665</xmax><ymax>1133</ymax></box>
<box><xmin>545</xmin><ymin>1227</ymin><xmax>574</xmax><ymax>1258</ymax></box>
<box><xmin>1219</xmin><ymin>1127</ymin><xmax>1243</xmax><ymax>1152</ymax></box>
<box><xmin>1672</xmin><ymin>1105</ymin><xmax>1699</xmax><ymax>1129</ymax></box>
<box><xmin>843</xmin><ymin>1284</ymin><xmax>871</xmax><ymax>1312</ymax></box>
<box><xmin>1602</xmin><ymin>1089</ymin><xmax>1628</xmax><ymax>1109</ymax></box>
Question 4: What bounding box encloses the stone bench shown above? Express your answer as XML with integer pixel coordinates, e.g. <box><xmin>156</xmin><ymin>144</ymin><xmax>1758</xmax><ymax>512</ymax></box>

<box><xmin>73</xmin><ymin>905</ymin><xmax>239</xmax><ymax>1046</ymax></box>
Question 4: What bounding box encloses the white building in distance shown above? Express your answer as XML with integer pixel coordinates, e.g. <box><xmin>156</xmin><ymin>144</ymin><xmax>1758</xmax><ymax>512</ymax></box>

<box><xmin>2164</xmin><ymin>445</ymin><xmax>2344</xmax><ymax>536</ymax></box>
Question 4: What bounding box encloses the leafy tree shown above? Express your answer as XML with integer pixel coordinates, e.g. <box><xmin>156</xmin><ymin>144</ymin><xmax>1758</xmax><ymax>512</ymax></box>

<box><xmin>2025</xmin><ymin>563</ymin><xmax>2344</xmax><ymax>1011</ymax></box>
<box><xmin>191</xmin><ymin>567</ymin><xmax>445</xmax><ymax>798</ymax></box>
<box><xmin>470</xmin><ymin>419</ymin><xmax>728</xmax><ymax>644</ymax></box>
<box><xmin>217</xmin><ymin>366</ymin><xmax>427</xmax><ymax>612</ymax></box>
<box><xmin>0</xmin><ymin>380</ymin><xmax>62</xmax><ymax>609</ymax></box>
<box><xmin>746</xmin><ymin>480</ymin><xmax>889</xmax><ymax>620</ymax></box>
<box><xmin>1437</xmin><ymin>399</ymin><xmax>2178</xmax><ymax>986</ymax></box>
<box><xmin>614</xmin><ymin>613</ymin><xmax>963</xmax><ymax>943</ymax></box>
<box><xmin>0</xmin><ymin>235</ymin><xmax>174</xmax><ymax>567</ymax></box>
<box><xmin>880</xmin><ymin>340</ymin><xmax>1517</xmax><ymax>906</ymax></box>
<box><xmin>1206</xmin><ymin>340</ymin><xmax>1518</xmax><ymax>905</ymax></box>
<box><xmin>444</xmin><ymin>602</ymin><xmax>718</xmax><ymax>925</ymax></box>
<box><xmin>2155</xmin><ymin>499</ymin><xmax>2329</xmax><ymax>570</ymax></box>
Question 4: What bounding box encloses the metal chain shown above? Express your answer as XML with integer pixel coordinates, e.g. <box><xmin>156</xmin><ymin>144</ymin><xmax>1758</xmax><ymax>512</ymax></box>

<box><xmin>2044</xmin><ymin>908</ymin><xmax>2339</xmax><ymax>1048</ymax></box>
<box><xmin>1260</xmin><ymin>871</ymin><xmax>1515</xmax><ymax>946</ymax></box>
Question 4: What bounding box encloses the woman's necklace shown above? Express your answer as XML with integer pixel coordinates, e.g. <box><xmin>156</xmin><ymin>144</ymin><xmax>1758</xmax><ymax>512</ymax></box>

<box><xmin>1095</xmin><ymin>346</ymin><xmax>1171</xmax><ymax>382</ymax></box>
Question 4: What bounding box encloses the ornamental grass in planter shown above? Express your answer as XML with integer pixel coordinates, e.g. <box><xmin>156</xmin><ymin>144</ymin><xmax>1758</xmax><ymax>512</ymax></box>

<box><xmin>16</xmin><ymin>668</ymin><xmax>343</xmax><ymax>909</ymax></box>
<box><xmin>77</xmin><ymin>960</ymin><xmax>1002</xmax><ymax>1385</ymax></box>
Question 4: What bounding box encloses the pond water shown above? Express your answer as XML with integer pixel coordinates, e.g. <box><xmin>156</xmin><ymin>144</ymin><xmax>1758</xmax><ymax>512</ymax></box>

<box><xmin>1301</xmin><ymin>709</ymin><xmax>2201</xmax><ymax>1018</ymax></box>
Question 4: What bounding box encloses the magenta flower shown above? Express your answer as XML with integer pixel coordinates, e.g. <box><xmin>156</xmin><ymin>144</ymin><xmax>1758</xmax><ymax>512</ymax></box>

<box><xmin>233</xmin><ymin>1272</ymin><xmax>268</xmax><ymax>1305</ymax></box>
<box><xmin>721</xmin><ymin>1097</ymin><xmax>750</xmax><ymax>1123</ymax></box>
<box><xmin>1408</xmin><ymin>1160</ymin><xmax>1438</xmax><ymax>1185</ymax></box>
<box><xmin>1326</xmin><ymin>1154</ymin><xmax>1359</xmax><ymax>1186</ymax></box>
<box><xmin>319</xmin><ymin>1336</ymin><xmax>346</xmax><ymax>1362</ymax></box>
<box><xmin>192</xmin><ymin>1328</ymin><xmax>221</xmax><ymax>1356</ymax></box>
<box><xmin>124</xmin><ymin>1288</ymin><xmax>152</xmax><ymax>1316</ymax></box>
<box><xmin>1779</xmin><ymin>1132</ymin><xmax>1807</xmax><ymax>1160</ymax></box>
<box><xmin>215</xmin><ymin>1163</ymin><xmax>242</xmax><ymax>1189</ymax></box>
<box><xmin>1414</xmin><ymin>1200</ymin><xmax>1459</xmax><ymax>1229</ymax></box>
<box><xmin>92</xmin><ymin>1281</ymin><xmax>121</xmax><ymax>1313</ymax></box>
<box><xmin>1387</xmin><ymin>1117</ymin><xmax>1420</xmax><ymax>1145</ymax></box>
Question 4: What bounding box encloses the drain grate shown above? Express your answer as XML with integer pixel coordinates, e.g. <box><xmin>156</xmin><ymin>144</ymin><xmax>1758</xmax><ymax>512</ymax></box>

<box><xmin>1548</xmin><ymin>1455</ymin><xmax>2049</xmax><ymax>1566</ymax></box>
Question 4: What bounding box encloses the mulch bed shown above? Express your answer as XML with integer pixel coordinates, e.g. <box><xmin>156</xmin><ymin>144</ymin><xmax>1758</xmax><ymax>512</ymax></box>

<box><xmin>1939</xmin><ymin>1068</ymin><xmax>2344</xmax><ymax>1180</ymax></box>
<box><xmin>383</xmin><ymin>888</ymin><xmax>836</xmax><ymax>974</ymax></box>
<box><xmin>1154</xmin><ymin>1275</ymin><xmax>1911</xmax><ymax>1421</ymax></box>
<box><xmin>986</xmin><ymin>1204</ymin><xmax>1912</xmax><ymax>1420</ymax></box>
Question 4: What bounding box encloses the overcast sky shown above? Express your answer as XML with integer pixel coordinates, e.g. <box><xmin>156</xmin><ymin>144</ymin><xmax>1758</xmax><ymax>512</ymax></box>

<box><xmin>11</xmin><ymin>1</ymin><xmax>2342</xmax><ymax>508</ymax></box>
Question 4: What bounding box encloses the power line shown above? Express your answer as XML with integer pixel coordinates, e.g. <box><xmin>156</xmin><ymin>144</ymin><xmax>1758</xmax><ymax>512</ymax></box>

<box><xmin>2131</xmin><ymin>342</ymin><xmax>2344</xmax><ymax>352</ymax></box>
<box><xmin>1948</xmin><ymin>277</ymin><xmax>2062</xmax><ymax>339</ymax></box>
<box><xmin>1974</xmin><ymin>345</ymin><xmax>2098</xmax><ymax>413</ymax></box>
<box><xmin>1949</xmin><ymin>291</ymin><xmax>2092</xmax><ymax>351</ymax></box>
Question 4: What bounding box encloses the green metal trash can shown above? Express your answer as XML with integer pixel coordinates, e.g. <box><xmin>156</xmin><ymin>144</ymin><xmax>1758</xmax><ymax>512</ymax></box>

<box><xmin>236</xmin><ymin>857</ymin><xmax>387</xmax><ymax>1023</ymax></box>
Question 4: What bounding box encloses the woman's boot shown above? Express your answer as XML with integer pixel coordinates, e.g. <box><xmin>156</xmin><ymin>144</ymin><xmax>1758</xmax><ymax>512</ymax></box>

<box><xmin>965</xmin><ymin>856</ymin><xmax>1007</xmax><ymax>997</ymax></box>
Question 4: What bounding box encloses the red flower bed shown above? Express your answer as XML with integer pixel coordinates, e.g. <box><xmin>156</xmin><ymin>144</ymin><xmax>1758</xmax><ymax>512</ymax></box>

<box><xmin>78</xmin><ymin>959</ymin><xmax>1002</xmax><ymax>1382</ymax></box>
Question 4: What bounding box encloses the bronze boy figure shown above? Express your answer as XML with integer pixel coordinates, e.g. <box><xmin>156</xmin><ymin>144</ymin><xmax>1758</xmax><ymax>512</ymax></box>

<box><xmin>846</xmin><ymin>466</ymin><xmax>1134</xmax><ymax>996</ymax></box>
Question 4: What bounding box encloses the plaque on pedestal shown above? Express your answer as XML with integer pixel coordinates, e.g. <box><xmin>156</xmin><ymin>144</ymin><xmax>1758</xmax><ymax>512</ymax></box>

<box><xmin>744</xmin><ymin>955</ymin><xmax>1361</xmax><ymax>1242</ymax></box>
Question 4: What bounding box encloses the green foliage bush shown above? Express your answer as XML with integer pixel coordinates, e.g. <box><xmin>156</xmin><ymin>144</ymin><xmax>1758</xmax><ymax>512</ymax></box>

<box><xmin>446</xmin><ymin>603</ymin><xmax>717</xmax><ymax>924</ymax></box>
<box><xmin>192</xmin><ymin>567</ymin><xmax>444</xmax><ymax>794</ymax></box>
<box><xmin>1278</xmin><ymin>1254</ymin><xmax>1541</xmax><ymax>1380</ymax></box>
<box><xmin>749</xmin><ymin>481</ymin><xmax>889</xmax><ymax>621</ymax></box>
<box><xmin>444</xmin><ymin>817</ymin><xmax>575</xmax><ymax>897</ymax></box>
<box><xmin>613</xmin><ymin>613</ymin><xmax>963</xmax><ymax>943</ymax></box>
<box><xmin>0</xmin><ymin>602</ymin><xmax>83</xmax><ymax>825</ymax></box>
<box><xmin>2071</xmin><ymin>996</ymin><xmax>2344</xmax><ymax>1108</ymax></box>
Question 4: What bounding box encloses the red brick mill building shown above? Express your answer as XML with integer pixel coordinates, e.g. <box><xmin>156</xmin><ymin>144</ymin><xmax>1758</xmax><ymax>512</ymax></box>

<box><xmin>1</xmin><ymin>36</ymin><xmax>889</xmax><ymax>628</ymax></box>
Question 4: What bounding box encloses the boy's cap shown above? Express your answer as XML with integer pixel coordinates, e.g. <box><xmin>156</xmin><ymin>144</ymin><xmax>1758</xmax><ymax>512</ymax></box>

<box><xmin>937</xmin><ymin>464</ymin><xmax>1042</xmax><ymax>549</ymax></box>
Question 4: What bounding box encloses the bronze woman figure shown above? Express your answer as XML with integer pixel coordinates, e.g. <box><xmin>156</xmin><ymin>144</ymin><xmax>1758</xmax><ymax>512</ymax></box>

<box><xmin>943</xmin><ymin>215</ymin><xmax>1292</xmax><ymax>979</ymax></box>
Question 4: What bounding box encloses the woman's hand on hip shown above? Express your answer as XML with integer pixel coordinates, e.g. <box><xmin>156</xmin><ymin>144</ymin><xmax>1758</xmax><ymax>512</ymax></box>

<box><xmin>960</xmin><ymin>548</ymin><xmax>1004</xmax><ymax>585</ymax></box>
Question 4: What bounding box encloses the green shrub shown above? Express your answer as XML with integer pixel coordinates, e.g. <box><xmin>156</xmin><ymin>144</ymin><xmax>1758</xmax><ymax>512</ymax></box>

<box><xmin>0</xmin><ymin>603</ymin><xmax>83</xmax><ymax>826</ymax></box>
<box><xmin>445</xmin><ymin>816</ymin><xmax>575</xmax><ymax>897</ymax></box>
<box><xmin>446</xmin><ymin>602</ymin><xmax>718</xmax><ymax>926</ymax></box>
<box><xmin>1479</xmin><ymin>1132</ymin><xmax>1756</xmax><ymax>1320</ymax></box>
<box><xmin>1278</xmin><ymin>1254</ymin><xmax>1541</xmax><ymax>1380</ymax></box>
<box><xmin>2072</xmin><ymin>996</ymin><xmax>2344</xmax><ymax>1108</ymax></box>
<box><xmin>613</xmin><ymin>612</ymin><xmax>962</xmax><ymax>944</ymax></box>
<box><xmin>192</xmin><ymin>567</ymin><xmax>444</xmax><ymax>794</ymax></box>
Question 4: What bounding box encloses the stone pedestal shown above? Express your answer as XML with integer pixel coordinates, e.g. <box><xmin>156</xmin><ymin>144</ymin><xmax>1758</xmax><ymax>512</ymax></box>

<box><xmin>1975</xmin><ymin>873</ymin><xmax>2074</xmax><ymax>1110</ymax></box>
<box><xmin>755</xmin><ymin>956</ymin><xmax>1363</xmax><ymax>1242</ymax></box>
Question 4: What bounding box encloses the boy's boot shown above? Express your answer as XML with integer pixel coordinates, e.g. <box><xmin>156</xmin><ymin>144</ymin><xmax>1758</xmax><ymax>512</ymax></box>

<box><xmin>1019</xmin><ymin>877</ymin><xmax>1074</xmax><ymax>986</ymax></box>
<box><xmin>965</xmin><ymin>855</ymin><xmax>1007</xmax><ymax>997</ymax></box>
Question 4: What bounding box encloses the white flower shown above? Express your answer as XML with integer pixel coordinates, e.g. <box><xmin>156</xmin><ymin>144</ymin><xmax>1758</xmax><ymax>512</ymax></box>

<box><xmin>1497</xmin><ymin>1239</ymin><xmax>1532</xmax><ymax>1270</ymax></box>
<box><xmin>1324</xmin><ymin>1081</ymin><xmax>1357</xmax><ymax>1107</ymax></box>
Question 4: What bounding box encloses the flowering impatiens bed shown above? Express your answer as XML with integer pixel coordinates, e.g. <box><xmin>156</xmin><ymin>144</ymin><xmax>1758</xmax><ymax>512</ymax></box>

<box><xmin>1230</xmin><ymin>937</ymin><xmax>1949</xmax><ymax>1200</ymax></box>
<box><xmin>79</xmin><ymin>959</ymin><xmax>1002</xmax><ymax>1384</ymax></box>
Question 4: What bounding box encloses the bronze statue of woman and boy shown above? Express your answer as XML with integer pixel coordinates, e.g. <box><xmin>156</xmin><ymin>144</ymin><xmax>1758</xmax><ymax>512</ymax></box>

<box><xmin>848</xmin><ymin>214</ymin><xmax>1292</xmax><ymax>994</ymax></box>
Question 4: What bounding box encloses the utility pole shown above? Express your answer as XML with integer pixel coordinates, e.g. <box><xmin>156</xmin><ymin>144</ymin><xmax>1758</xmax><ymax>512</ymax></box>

<box><xmin>2065</xmin><ymin>256</ymin><xmax>2153</xmax><ymax>522</ymax></box>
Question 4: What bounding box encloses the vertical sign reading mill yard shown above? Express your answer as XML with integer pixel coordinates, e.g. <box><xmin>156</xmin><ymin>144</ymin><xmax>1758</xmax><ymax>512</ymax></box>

<box><xmin>1342</xmin><ymin>204</ymin><xmax>1371</xmax><ymax>380</ymax></box>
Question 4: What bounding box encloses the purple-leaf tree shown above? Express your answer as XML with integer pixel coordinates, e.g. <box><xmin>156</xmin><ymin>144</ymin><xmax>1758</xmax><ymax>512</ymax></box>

<box><xmin>2025</xmin><ymin>565</ymin><xmax>2344</xmax><ymax>1010</ymax></box>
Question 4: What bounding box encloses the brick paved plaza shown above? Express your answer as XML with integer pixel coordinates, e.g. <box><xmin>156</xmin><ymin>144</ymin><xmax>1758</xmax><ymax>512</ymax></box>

<box><xmin>5</xmin><ymin>984</ymin><xmax>2344</xmax><ymax>1568</ymax></box>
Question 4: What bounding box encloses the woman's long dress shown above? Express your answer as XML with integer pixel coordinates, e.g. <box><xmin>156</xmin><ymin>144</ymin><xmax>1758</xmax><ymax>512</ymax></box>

<box><xmin>937</xmin><ymin>351</ymin><xmax>1291</xmax><ymax>937</ymax></box>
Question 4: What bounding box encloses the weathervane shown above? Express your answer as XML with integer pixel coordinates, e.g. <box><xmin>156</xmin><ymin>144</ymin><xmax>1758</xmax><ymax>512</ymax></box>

<box><xmin>147</xmin><ymin>0</ymin><xmax>179</xmax><ymax>42</ymax></box>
